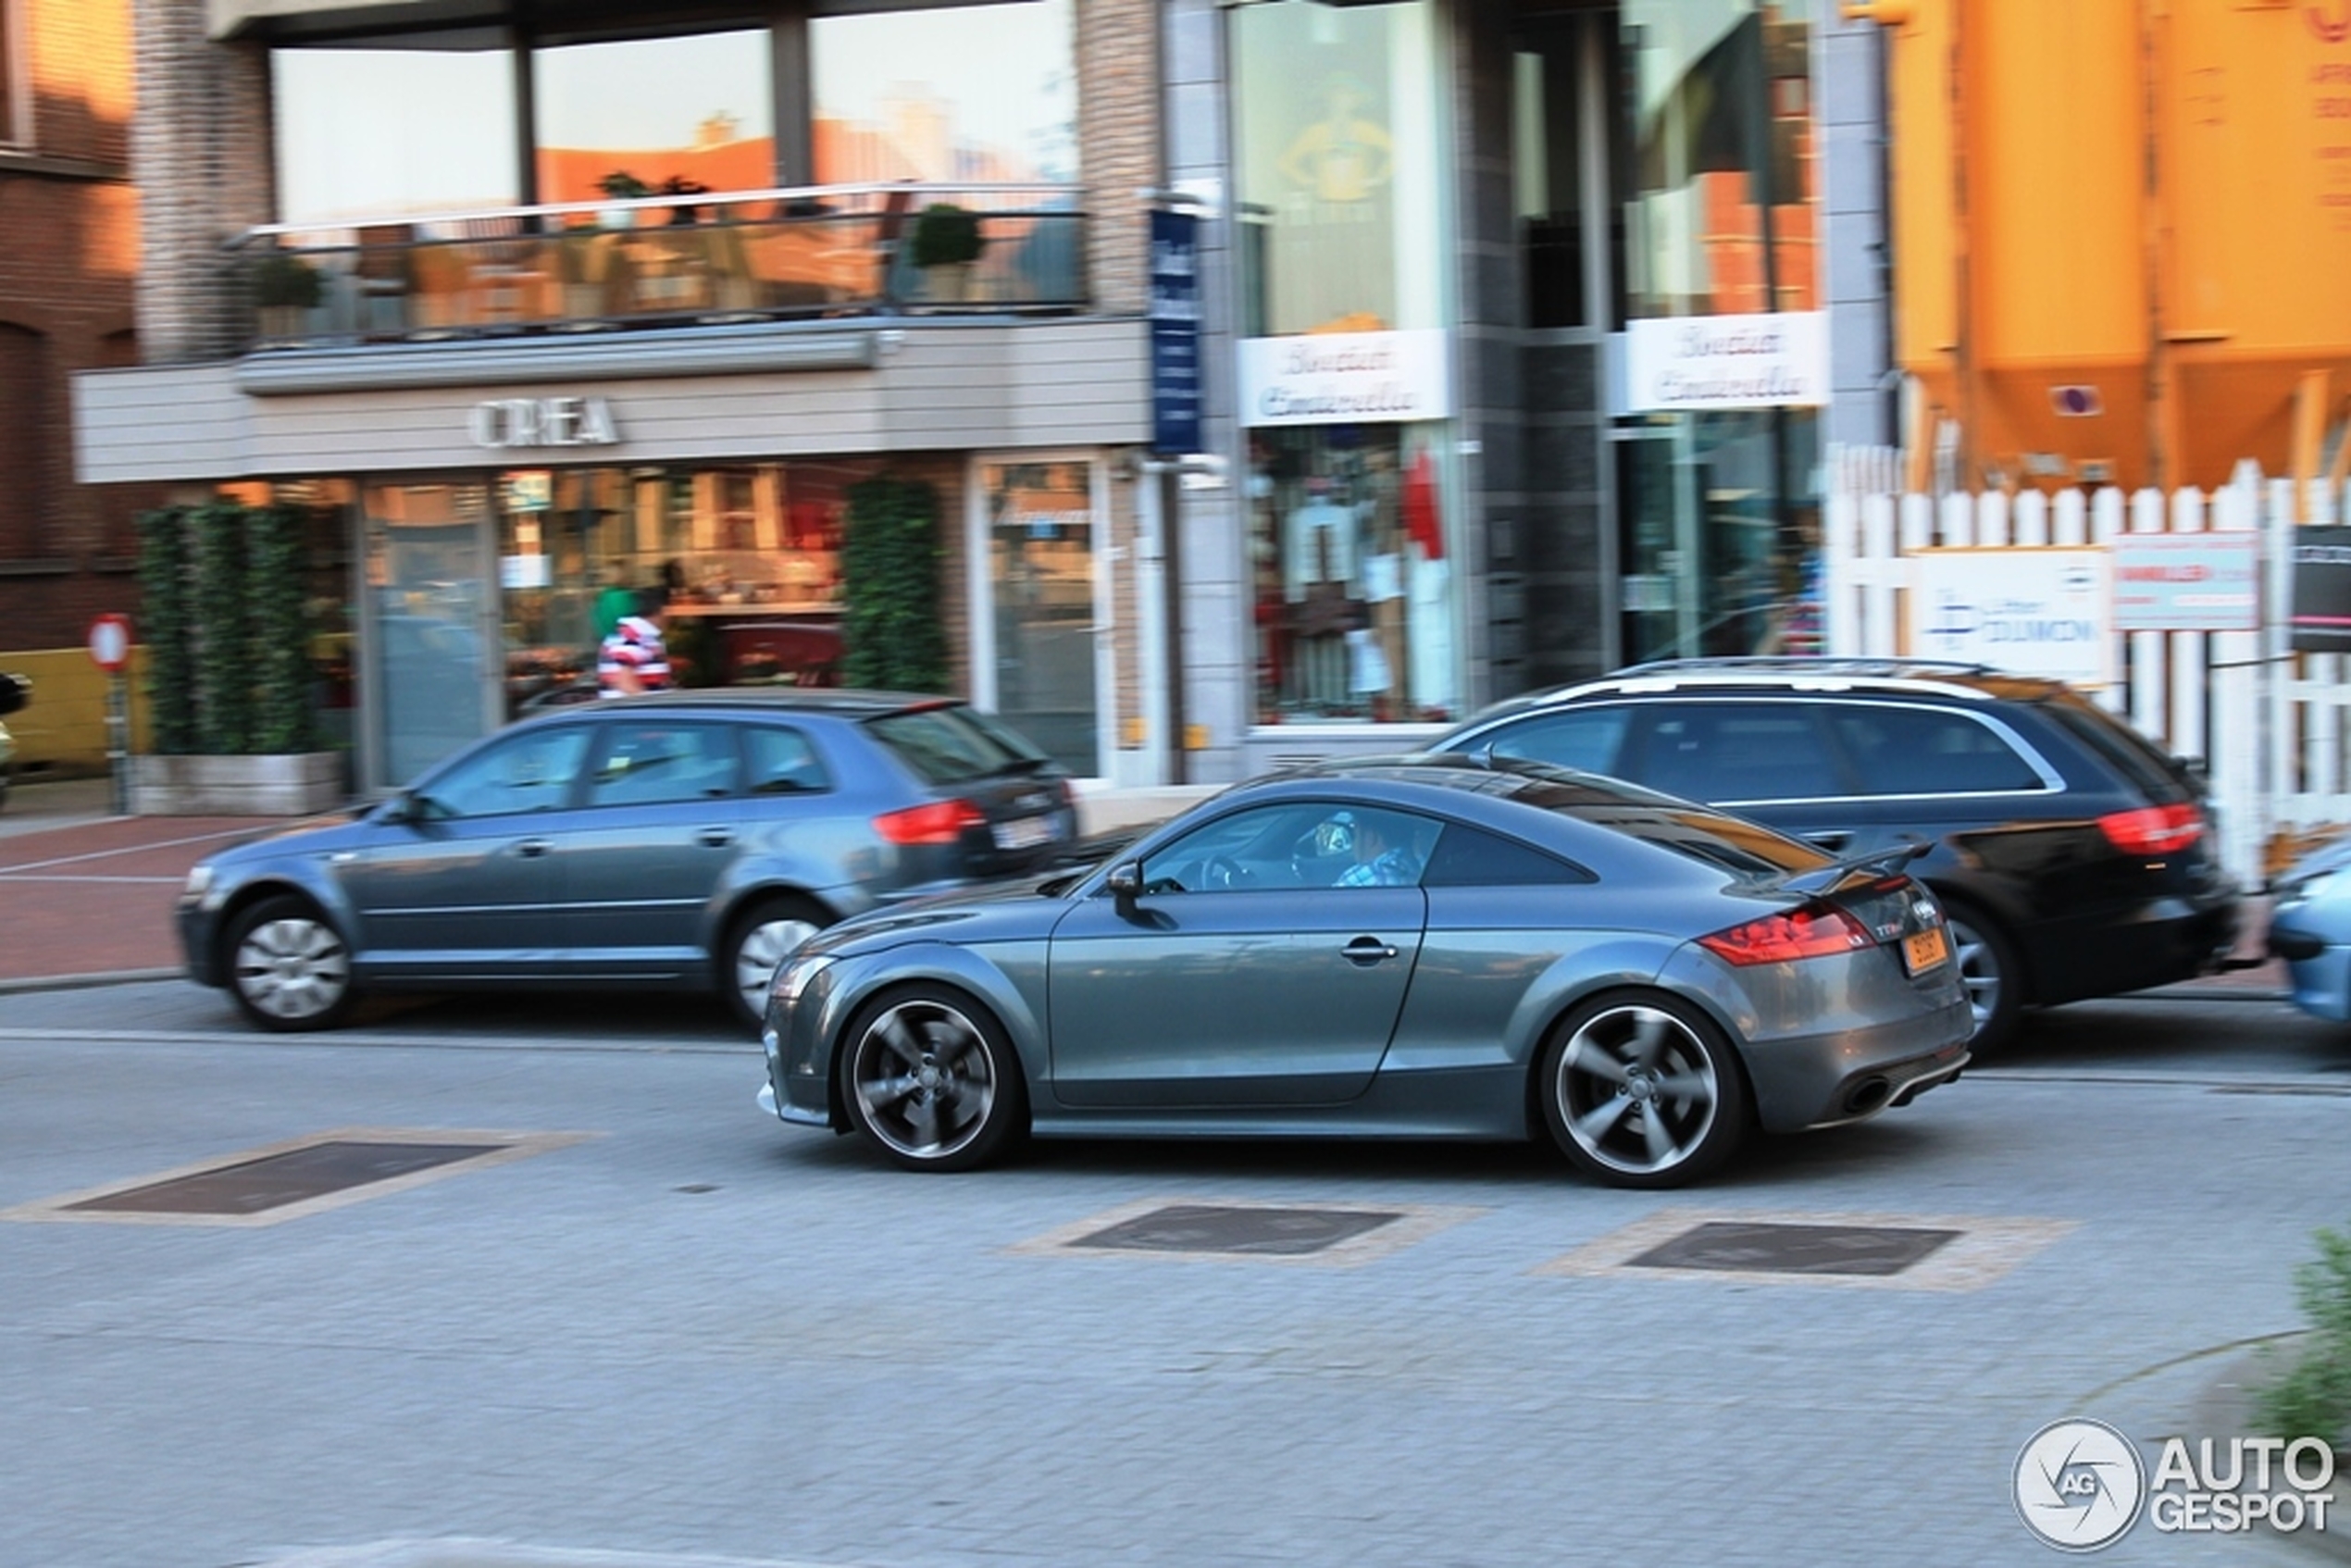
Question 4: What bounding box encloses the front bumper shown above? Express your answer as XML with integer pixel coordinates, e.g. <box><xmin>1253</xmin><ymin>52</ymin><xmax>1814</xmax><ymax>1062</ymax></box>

<box><xmin>2268</xmin><ymin>914</ymin><xmax>2351</xmax><ymax>1023</ymax></box>
<box><xmin>760</xmin><ymin>1026</ymin><xmax>831</xmax><ymax>1127</ymax></box>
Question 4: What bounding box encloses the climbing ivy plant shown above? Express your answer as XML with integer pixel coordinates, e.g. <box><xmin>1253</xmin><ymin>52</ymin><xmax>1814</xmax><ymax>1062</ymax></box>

<box><xmin>840</xmin><ymin>475</ymin><xmax>949</xmax><ymax>693</ymax></box>
<box><xmin>136</xmin><ymin>505</ymin><xmax>197</xmax><ymax>755</ymax></box>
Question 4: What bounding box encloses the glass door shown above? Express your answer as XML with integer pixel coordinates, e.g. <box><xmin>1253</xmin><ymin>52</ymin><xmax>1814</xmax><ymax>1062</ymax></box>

<box><xmin>977</xmin><ymin>458</ymin><xmax>1101</xmax><ymax>778</ymax></box>
<box><xmin>363</xmin><ymin>480</ymin><xmax>499</xmax><ymax>787</ymax></box>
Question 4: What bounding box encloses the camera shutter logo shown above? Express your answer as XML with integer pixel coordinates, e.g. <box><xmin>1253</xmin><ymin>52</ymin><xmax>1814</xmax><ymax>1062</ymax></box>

<box><xmin>2015</xmin><ymin>1419</ymin><xmax>2146</xmax><ymax>1552</ymax></box>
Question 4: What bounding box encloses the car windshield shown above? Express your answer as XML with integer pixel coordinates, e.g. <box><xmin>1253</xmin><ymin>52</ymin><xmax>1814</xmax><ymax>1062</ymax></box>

<box><xmin>864</xmin><ymin>703</ymin><xmax>1052</xmax><ymax>785</ymax></box>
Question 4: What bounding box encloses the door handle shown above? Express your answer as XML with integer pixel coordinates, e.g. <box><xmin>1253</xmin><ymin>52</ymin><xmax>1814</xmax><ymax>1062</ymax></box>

<box><xmin>1342</xmin><ymin>936</ymin><xmax>1399</xmax><ymax>965</ymax></box>
<box><xmin>699</xmin><ymin>828</ymin><xmax>734</xmax><ymax>848</ymax></box>
<box><xmin>1804</xmin><ymin>831</ymin><xmax>1852</xmax><ymax>852</ymax></box>
<box><xmin>513</xmin><ymin>838</ymin><xmax>551</xmax><ymax>859</ymax></box>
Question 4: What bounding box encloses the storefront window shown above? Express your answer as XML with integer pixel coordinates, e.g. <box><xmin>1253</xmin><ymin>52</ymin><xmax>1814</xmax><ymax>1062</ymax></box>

<box><xmin>534</xmin><ymin>32</ymin><xmax>775</xmax><ymax>205</ymax></box>
<box><xmin>811</xmin><ymin>0</ymin><xmax>1076</xmax><ymax>183</ymax></box>
<box><xmin>1618</xmin><ymin>1</ymin><xmax>1822</xmax><ymax>662</ymax></box>
<box><xmin>366</xmin><ymin>480</ymin><xmax>496</xmax><ymax>786</ymax></box>
<box><xmin>272</xmin><ymin>43</ymin><xmax>519</xmax><ymax>225</ymax></box>
<box><xmin>1248</xmin><ymin>427</ymin><xmax>1456</xmax><ymax>725</ymax></box>
<box><xmin>1231</xmin><ymin>0</ymin><xmax>1449</xmax><ymax>335</ymax></box>
<box><xmin>1232</xmin><ymin>0</ymin><xmax>1458</xmax><ymax>727</ymax></box>
<box><xmin>494</xmin><ymin>459</ymin><xmax>867</xmax><ymax>708</ymax></box>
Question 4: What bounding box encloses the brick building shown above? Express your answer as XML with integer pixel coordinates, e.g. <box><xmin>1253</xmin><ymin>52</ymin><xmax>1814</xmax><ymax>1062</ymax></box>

<box><xmin>73</xmin><ymin>0</ymin><xmax>1164</xmax><ymax>794</ymax></box>
<box><xmin>0</xmin><ymin>0</ymin><xmax>156</xmax><ymax>653</ymax></box>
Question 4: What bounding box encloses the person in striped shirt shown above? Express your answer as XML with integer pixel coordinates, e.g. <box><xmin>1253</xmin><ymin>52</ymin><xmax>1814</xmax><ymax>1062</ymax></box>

<box><xmin>598</xmin><ymin>587</ymin><xmax>673</xmax><ymax>698</ymax></box>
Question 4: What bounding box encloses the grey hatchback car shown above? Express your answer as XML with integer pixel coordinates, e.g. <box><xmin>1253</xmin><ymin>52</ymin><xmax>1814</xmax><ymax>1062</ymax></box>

<box><xmin>178</xmin><ymin>691</ymin><xmax>1079</xmax><ymax>1033</ymax></box>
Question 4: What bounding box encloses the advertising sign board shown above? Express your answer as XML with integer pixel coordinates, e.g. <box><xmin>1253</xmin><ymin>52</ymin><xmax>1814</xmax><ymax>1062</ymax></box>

<box><xmin>1906</xmin><ymin>549</ymin><xmax>2113</xmax><ymax>687</ymax></box>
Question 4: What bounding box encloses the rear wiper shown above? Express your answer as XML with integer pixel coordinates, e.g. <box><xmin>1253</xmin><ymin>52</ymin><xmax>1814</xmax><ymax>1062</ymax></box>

<box><xmin>1772</xmin><ymin>840</ymin><xmax>1931</xmax><ymax>895</ymax></box>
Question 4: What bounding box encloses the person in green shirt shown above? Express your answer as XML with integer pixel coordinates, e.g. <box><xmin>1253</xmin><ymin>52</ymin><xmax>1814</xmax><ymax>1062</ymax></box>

<box><xmin>593</xmin><ymin>566</ymin><xmax>638</xmax><ymax>641</ymax></box>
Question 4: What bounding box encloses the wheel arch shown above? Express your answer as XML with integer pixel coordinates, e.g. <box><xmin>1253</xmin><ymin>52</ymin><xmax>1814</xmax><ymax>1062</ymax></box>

<box><xmin>1919</xmin><ymin>880</ymin><xmax>2034</xmax><ymax>1002</ymax></box>
<box><xmin>1516</xmin><ymin>979</ymin><xmax>1758</xmax><ymax>1145</ymax></box>
<box><xmin>211</xmin><ymin>877</ymin><xmax>346</xmax><ymax>979</ymax></box>
<box><xmin>815</xmin><ymin>946</ymin><xmax>1042</xmax><ymax>1131</ymax></box>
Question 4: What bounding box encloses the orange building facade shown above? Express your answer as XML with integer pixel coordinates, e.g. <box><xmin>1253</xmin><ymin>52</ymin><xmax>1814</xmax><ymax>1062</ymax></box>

<box><xmin>1872</xmin><ymin>0</ymin><xmax>2351</xmax><ymax>492</ymax></box>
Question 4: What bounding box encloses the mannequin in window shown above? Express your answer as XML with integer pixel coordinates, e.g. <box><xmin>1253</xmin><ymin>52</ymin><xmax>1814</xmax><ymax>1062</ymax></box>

<box><xmin>1284</xmin><ymin>472</ymin><xmax>1361</xmax><ymax>709</ymax></box>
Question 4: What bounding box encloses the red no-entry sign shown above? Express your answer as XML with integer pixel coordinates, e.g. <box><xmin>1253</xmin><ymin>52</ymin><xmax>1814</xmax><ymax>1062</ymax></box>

<box><xmin>88</xmin><ymin>613</ymin><xmax>131</xmax><ymax>674</ymax></box>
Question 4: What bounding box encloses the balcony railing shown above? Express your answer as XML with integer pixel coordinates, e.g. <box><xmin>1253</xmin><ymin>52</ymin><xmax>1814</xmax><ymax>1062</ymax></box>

<box><xmin>234</xmin><ymin>183</ymin><xmax>1091</xmax><ymax>350</ymax></box>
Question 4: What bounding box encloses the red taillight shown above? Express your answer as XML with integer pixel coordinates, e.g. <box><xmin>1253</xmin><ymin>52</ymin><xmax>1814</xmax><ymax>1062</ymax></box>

<box><xmin>2097</xmin><ymin>803</ymin><xmax>2204</xmax><ymax>855</ymax></box>
<box><xmin>873</xmin><ymin>799</ymin><xmax>986</xmax><ymax>846</ymax></box>
<box><xmin>1698</xmin><ymin>902</ymin><xmax>1873</xmax><ymax>966</ymax></box>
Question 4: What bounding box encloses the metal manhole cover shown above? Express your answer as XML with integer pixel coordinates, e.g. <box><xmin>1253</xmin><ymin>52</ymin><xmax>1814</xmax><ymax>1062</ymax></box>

<box><xmin>1068</xmin><ymin>1203</ymin><xmax>1404</xmax><ymax>1256</ymax></box>
<box><xmin>67</xmin><ymin>1141</ymin><xmax>504</xmax><ymax>1216</ymax></box>
<box><xmin>2</xmin><ymin>1127</ymin><xmax>592</xmax><ymax>1227</ymax></box>
<box><xmin>1626</xmin><ymin>1220</ymin><xmax>1962</xmax><ymax>1277</ymax></box>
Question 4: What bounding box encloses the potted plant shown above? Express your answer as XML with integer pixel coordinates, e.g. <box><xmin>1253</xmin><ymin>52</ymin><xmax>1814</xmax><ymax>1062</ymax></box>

<box><xmin>596</xmin><ymin>169</ymin><xmax>652</xmax><ymax>229</ymax></box>
<box><xmin>251</xmin><ymin>251</ymin><xmax>324</xmax><ymax>342</ymax></box>
<box><xmin>908</xmin><ymin>202</ymin><xmax>986</xmax><ymax>303</ymax></box>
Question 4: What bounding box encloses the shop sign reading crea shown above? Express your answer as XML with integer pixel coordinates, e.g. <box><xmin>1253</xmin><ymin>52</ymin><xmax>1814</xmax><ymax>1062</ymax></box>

<box><xmin>466</xmin><ymin>395</ymin><xmax>619</xmax><ymax>451</ymax></box>
<box><xmin>1623</xmin><ymin>311</ymin><xmax>1828</xmax><ymax>412</ymax></box>
<box><xmin>1237</xmin><ymin>330</ymin><xmax>1452</xmax><ymax>428</ymax></box>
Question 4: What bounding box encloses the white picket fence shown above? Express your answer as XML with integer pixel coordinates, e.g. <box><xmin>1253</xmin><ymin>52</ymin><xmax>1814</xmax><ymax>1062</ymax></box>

<box><xmin>1822</xmin><ymin>457</ymin><xmax>2351</xmax><ymax>887</ymax></box>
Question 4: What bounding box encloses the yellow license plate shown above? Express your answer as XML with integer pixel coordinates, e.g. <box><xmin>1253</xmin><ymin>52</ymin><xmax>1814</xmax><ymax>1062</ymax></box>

<box><xmin>1904</xmin><ymin>926</ymin><xmax>1950</xmax><ymax>975</ymax></box>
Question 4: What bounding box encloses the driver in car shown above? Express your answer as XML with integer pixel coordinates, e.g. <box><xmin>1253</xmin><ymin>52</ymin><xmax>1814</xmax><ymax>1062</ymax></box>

<box><xmin>1336</xmin><ymin>814</ymin><xmax>1423</xmax><ymax>888</ymax></box>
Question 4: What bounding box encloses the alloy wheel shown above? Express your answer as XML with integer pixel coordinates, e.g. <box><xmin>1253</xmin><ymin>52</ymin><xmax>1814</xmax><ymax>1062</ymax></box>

<box><xmin>1551</xmin><ymin>1003</ymin><xmax>1722</xmax><ymax>1178</ymax></box>
<box><xmin>1946</xmin><ymin>915</ymin><xmax>2003</xmax><ymax>1034</ymax></box>
<box><xmin>848</xmin><ymin>997</ymin><xmax>1001</xmax><ymax>1163</ymax></box>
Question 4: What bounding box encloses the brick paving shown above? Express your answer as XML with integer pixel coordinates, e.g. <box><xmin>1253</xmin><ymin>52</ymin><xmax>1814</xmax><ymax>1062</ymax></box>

<box><xmin>0</xmin><ymin>785</ymin><xmax>295</xmax><ymax>982</ymax></box>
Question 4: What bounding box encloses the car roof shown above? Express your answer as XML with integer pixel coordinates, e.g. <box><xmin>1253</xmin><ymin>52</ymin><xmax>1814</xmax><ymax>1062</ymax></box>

<box><xmin>1458</xmin><ymin>657</ymin><xmax>2072</xmax><ymax>725</ymax></box>
<box><xmin>524</xmin><ymin>689</ymin><xmax>968</xmax><ymax>721</ymax></box>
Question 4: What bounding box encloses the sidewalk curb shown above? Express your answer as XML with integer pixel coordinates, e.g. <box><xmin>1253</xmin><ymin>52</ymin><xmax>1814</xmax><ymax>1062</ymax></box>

<box><xmin>0</xmin><ymin>968</ymin><xmax>181</xmax><ymax>997</ymax></box>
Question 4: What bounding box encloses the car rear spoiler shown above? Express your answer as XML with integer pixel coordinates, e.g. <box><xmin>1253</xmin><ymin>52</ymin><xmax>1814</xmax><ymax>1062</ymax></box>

<box><xmin>1769</xmin><ymin>840</ymin><xmax>1931</xmax><ymax>896</ymax></box>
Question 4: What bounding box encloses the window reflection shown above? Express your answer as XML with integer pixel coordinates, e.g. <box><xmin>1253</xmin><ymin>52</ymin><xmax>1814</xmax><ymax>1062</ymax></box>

<box><xmin>1623</xmin><ymin>0</ymin><xmax>1815</xmax><ymax>320</ymax></box>
<box><xmin>535</xmin><ymin>31</ymin><xmax>775</xmax><ymax>205</ymax></box>
<box><xmin>811</xmin><ymin>0</ymin><xmax>1076</xmax><ymax>183</ymax></box>
<box><xmin>273</xmin><ymin>44</ymin><xmax>518</xmax><ymax>224</ymax></box>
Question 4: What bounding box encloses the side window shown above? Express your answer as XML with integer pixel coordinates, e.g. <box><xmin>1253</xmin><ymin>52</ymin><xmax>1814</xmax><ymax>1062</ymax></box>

<box><xmin>1830</xmin><ymin>706</ymin><xmax>2046</xmax><ymax>795</ymax></box>
<box><xmin>1420</xmin><ymin>823</ymin><xmax>1594</xmax><ymax>888</ymax></box>
<box><xmin>743</xmin><ymin>725</ymin><xmax>832</xmax><ymax>795</ymax></box>
<box><xmin>1134</xmin><ymin>803</ymin><xmax>1438</xmax><ymax>892</ymax></box>
<box><xmin>417</xmin><ymin>727</ymin><xmax>591</xmax><ymax>818</ymax></box>
<box><xmin>1625</xmin><ymin>703</ymin><xmax>1844</xmax><ymax>803</ymax></box>
<box><xmin>1485</xmin><ymin>706</ymin><xmax>1632</xmax><ymax>777</ymax></box>
<box><xmin>586</xmin><ymin>721</ymin><xmax>741</xmax><ymax>808</ymax></box>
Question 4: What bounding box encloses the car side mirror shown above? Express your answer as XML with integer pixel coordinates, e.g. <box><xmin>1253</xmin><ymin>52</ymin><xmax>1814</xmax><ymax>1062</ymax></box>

<box><xmin>378</xmin><ymin>792</ymin><xmax>420</xmax><ymax>826</ymax></box>
<box><xmin>1106</xmin><ymin>861</ymin><xmax>1142</xmax><ymax>907</ymax></box>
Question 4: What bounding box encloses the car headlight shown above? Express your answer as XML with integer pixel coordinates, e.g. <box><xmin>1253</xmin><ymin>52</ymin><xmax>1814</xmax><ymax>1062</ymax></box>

<box><xmin>181</xmin><ymin>865</ymin><xmax>215</xmax><ymax>902</ymax></box>
<box><xmin>768</xmin><ymin>951</ymin><xmax>837</xmax><ymax>1011</ymax></box>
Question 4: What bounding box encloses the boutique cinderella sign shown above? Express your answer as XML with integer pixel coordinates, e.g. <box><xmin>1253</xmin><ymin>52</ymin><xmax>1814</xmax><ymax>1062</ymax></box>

<box><xmin>1624</xmin><ymin>311</ymin><xmax>1828</xmax><ymax>411</ymax></box>
<box><xmin>1237</xmin><ymin>330</ymin><xmax>1453</xmax><ymax>427</ymax></box>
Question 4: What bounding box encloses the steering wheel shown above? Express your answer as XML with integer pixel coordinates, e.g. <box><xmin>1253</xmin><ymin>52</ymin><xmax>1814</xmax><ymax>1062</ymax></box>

<box><xmin>1200</xmin><ymin>853</ymin><xmax>1248</xmax><ymax>890</ymax></box>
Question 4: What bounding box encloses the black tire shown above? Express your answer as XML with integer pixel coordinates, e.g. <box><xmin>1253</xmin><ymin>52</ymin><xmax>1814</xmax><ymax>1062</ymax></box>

<box><xmin>225</xmin><ymin>893</ymin><xmax>357</xmax><ymax>1031</ymax></box>
<box><xmin>1538</xmin><ymin>990</ymin><xmax>1749</xmax><ymax>1189</ymax></box>
<box><xmin>1940</xmin><ymin>901</ymin><xmax>2022</xmax><ymax>1057</ymax></box>
<box><xmin>836</xmin><ymin>984</ymin><xmax>1026</xmax><ymax>1172</ymax></box>
<box><xmin>719</xmin><ymin>894</ymin><xmax>834</xmax><ymax>1035</ymax></box>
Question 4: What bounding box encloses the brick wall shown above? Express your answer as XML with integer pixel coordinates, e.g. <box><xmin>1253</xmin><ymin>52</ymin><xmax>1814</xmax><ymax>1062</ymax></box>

<box><xmin>132</xmin><ymin>0</ymin><xmax>269</xmax><ymax>366</ymax></box>
<box><xmin>1079</xmin><ymin>0</ymin><xmax>1159</xmax><ymax>317</ymax></box>
<box><xmin>0</xmin><ymin>0</ymin><xmax>165</xmax><ymax>650</ymax></box>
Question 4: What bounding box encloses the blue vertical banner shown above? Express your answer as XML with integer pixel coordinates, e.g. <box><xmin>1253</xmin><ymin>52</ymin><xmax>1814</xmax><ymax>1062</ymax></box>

<box><xmin>1148</xmin><ymin>208</ymin><xmax>1202</xmax><ymax>456</ymax></box>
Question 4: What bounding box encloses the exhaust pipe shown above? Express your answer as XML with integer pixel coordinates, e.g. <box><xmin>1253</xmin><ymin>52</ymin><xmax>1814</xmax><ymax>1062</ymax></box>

<box><xmin>1843</xmin><ymin>1076</ymin><xmax>1893</xmax><ymax>1117</ymax></box>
